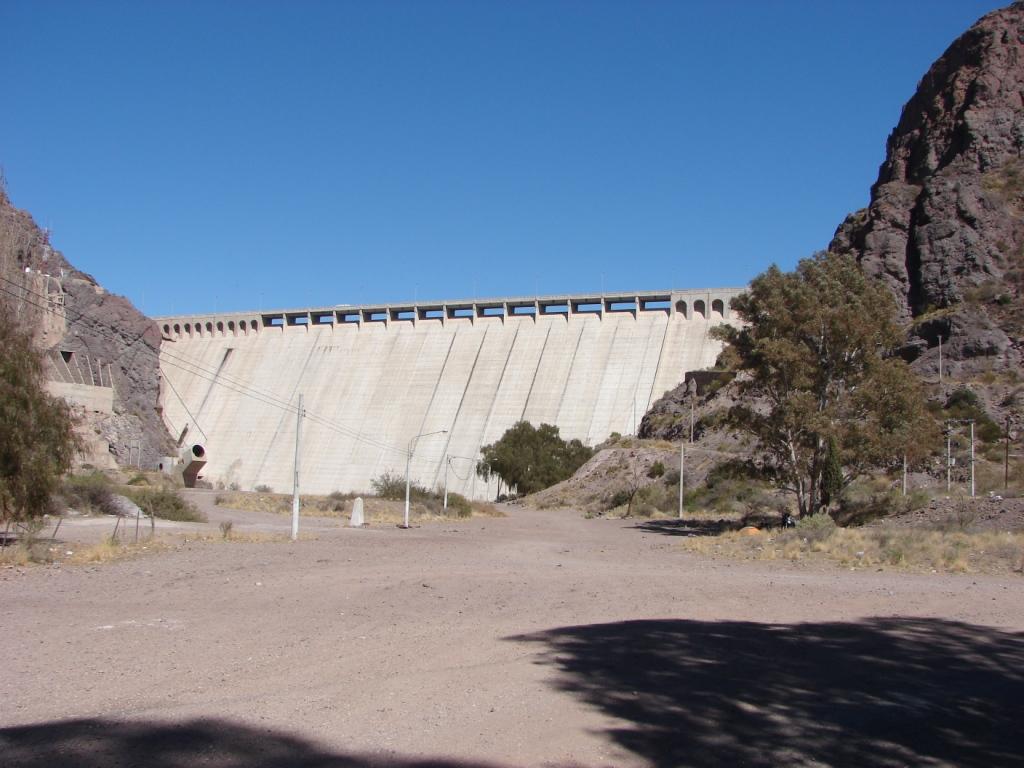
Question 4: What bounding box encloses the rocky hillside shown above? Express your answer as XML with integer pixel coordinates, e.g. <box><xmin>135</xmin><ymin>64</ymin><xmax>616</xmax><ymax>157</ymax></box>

<box><xmin>641</xmin><ymin>4</ymin><xmax>1024</xmax><ymax>452</ymax></box>
<box><xmin>0</xmin><ymin>186</ymin><xmax>173</xmax><ymax>467</ymax></box>
<box><xmin>831</xmin><ymin>1</ymin><xmax>1024</xmax><ymax>375</ymax></box>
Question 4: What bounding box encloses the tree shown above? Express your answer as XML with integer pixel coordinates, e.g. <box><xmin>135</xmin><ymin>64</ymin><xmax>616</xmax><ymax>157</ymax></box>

<box><xmin>476</xmin><ymin>421</ymin><xmax>593</xmax><ymax>497</ymax></box>
<box><xmin>0</xmin><ymin>304</ymin><xmax>79</xmax><ymax>529</ymax></box>
<box><xmin>713</xmin><ymin>252</ymin><xmax>937</xmax><ymax>518</ymax></box>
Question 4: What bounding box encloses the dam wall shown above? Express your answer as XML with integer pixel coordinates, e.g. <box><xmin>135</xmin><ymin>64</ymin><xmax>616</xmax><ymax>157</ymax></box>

<box><xmin>156</xmin><ymin>289</ymin><xmax>742</xmax><ymax>498</ymax></box>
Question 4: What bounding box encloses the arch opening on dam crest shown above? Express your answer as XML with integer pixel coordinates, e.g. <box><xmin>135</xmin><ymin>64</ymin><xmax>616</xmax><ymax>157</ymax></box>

<box><xmin>156</xmin><ymin>288</ymin><xmax>743</xmax><ymax>498</ymax></box>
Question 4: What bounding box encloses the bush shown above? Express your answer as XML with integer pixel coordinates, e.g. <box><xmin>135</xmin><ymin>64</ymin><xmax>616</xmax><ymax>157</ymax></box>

<box><xmin>60</xmin><ymin>473</ymin><xmax>119</xmax><ymax>515</ymax></box>
<box><xmin>254</xmin><ymin>484</ymin><xmax>273</xmax><ymax>493</ymax></box>
<box><xmin>607</xmin><ymin>488</ymin><xmax>633</xmax><ymax>509</ymax></box>
<box><xmin>835</xmin><ymin>479</ymin><xmax>929</xmax><ymax>527</ymax></box>
<box><xmin>372</xmin><ymin>471</ymin><xmax>421</xmax><ymax>500</ymax></box>
<box><xmin>796</xmin><ymin>512</ymin><xmax>837</xmax><ymax>543</ymax></box>
<box><xmin>647</xmin><ymin>461</ymin><xmax>666</xmax><ymax>479</ymax></box>
<box><xmin>934</xmin><ymin>498</ymin><xmax>978</xmax><ymax>533</ymax></box>
<box><xmin>445</xmin><ymin>492</ymin><xmax>473</xmax><ymax>518</ymax></box>
<box><xmin>121</xmin><ymin>488</ymin><xmax>206</xmax><ymax>522</ymax></box>
<box><xmin>370</xmin><ymin>471</ymin><xmax>471</xmax><ymax>517</ymax></box>
<box><xmin>945</xmin><ymin>387</ymin><xmax>1002</xmax><ymax>443</ymax></box>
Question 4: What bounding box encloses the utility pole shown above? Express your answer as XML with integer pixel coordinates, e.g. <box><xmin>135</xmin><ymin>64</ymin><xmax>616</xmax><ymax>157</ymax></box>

<box><xmin>1005</xmin><ymin>416</ymin><xmax>1012</xmax><ymax>491</ymax></box>
<box><xmin>291</xmin><ymin>394</ymin><xmax>303</xmax><ymax>541</ymax></box>
<box><xmin>902</xmin><ymin>454</ymin><xmax>907</xmax><ymax>497</ymax></box>
<box><xmin>938</xmin><ymin>335</ymin><xmax>943</xmax><ymax>383</ymax></box>
<box><xmin>690</xmin><ymin>400</ymin><xmax>695</xmax><ymax>443</ymax></box>
<box><xmin>970</xmin><ymin>419</ymin><xmax>975</xmax><ymax>498</ymax></box>
<box><xmin>946</xmin><ymin>429</ymin><xmax>951</xmax><ymax>493</ymax></box>
<box><xmin>678</xmin><ymin>442</ymin><xmax>685</xmax><ymax>519</ymax></box>
<box><xmin>443</xmin><ymin>454</ymin><xmax>449</xmax><ymax>511</ymax></box>
<box><xmin>404</xmin><ymin>446</ymin><xmax>413</xmax><ymax>528</ymax></box>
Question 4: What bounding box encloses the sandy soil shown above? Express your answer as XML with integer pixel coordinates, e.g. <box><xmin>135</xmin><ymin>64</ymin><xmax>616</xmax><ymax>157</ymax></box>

<box><xmin>1</xmin><ymin>499</ymin><xmax>1021</xmax><ymax>767</ymax></box>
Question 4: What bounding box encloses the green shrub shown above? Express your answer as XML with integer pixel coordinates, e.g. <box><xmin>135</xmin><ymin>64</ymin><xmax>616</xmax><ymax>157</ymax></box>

<box><xmin>254</xmin><ymin>484</ymin><xmax>273</xmax><ymax>493</ymax></box>
<box><xmin>945</xmin><ymin>387</ymin><xmax>1002</xmax><ymax>442</ymax></box>
<box><xmin>636</xmin><ymin>483</ymin><xmax>675</xmax><ymax>515</ymax></box>
<box><xmin>372</xmin><ymin>470</ymin><xmax>423</xmax><ymax>500</ymax></box>
<box><xmin>607</xmin><ymin>488</ymin><xmax>633</xmax><ymax>509</ymax></box>
<box><xmin>370</xmin><ymin>471</ymin><xmax>472</xmax><ymax>517</ymax></box>
<box><xmin>796</xmin><ymin>512</ymin><xmax>837</xmax><ymax>543</ymax></box>
<box><xmin>60</xmin><ymin>473</ymin><xmax>119</xmax><ymax>515</ymax></box>
<box><xmin>647</xmin><ymin>461</ymin><xmax>665</xmax><ymax>479</ymax></box>
<box><xmin>121</xmin><ymin>488</ymin><xmax>206</xmax><ymax>522</ymax></box>
<box><xmin>445</xmin><ymin>492</ymin><xmax>473</xmax><ymax>518</ymax></box>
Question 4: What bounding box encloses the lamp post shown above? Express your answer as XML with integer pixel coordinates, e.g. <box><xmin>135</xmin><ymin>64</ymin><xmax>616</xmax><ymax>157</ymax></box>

<box><xmin>403</xmin><ymin>428</ymin><xmax>448</xmax><ymax>528</ymax></box>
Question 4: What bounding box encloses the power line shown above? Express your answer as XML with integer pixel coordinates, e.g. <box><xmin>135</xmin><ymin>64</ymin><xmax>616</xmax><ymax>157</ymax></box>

<box><xmin>160</xmin><ymin>365</ymin><xmax>209</xmax><ymax>442</ymax></box>
<box><xmin>0</xmin><ymin>280</ymin><xmax>410</xmax><ymax>456</ymax></box>
<box><xmin>157</xmin><ymin>354</ymin><xmax>407</xmax><ymax>457</ymax></box>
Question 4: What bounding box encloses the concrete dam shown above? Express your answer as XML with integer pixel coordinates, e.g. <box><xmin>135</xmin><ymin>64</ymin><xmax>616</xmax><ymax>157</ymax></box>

<box><xmin>156</xmin><ymin>288</ymin><xmax>742</xmax><ymax>498</ymax></box>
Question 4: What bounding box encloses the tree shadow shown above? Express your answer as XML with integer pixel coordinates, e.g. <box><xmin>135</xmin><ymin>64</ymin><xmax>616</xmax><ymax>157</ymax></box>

<box><xmin>0</xmin><ymin>718</ymin><xmax>510</xmax><ymax>768</ymax></box>
<box><xmin>629</xmin><ymin>518</ymin><xmax>739</xmax><ymax>537</ymax></box>
<box><xmin>511</xmin><ymin>617</ymin><xmax>1024</xmax><ymax>767</ymax></box>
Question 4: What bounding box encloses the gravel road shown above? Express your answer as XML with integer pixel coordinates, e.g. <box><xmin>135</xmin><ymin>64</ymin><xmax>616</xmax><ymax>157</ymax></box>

<box><xmin>1</xmin><ymin>503</ymin><xmax>1021</xmax><ymax>767</ymax></box>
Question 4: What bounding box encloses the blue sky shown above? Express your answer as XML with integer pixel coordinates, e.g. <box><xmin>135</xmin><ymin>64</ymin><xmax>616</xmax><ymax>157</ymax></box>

<box><xmin>1</xmin><ymin>1</ymin><xmax>1007</xmax><ymax>317</ymax></box>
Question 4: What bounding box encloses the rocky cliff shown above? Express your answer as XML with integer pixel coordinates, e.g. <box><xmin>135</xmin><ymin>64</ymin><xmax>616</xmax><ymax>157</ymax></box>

<box><xmin>0</xmin><ymin>186</ymin><xmax>173</xmax><ymax>466</ymax></box>
<box><xmin>831</xmin><ymin>1</ymin><xmax>1024</xmax><ymax>374</ymax></box>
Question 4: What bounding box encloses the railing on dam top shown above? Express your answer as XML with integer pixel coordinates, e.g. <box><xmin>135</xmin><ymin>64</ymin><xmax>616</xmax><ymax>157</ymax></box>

<box><xmin>155</xmin><ymin>288</ymin><xmax>746</xmax><ymax>340</ymax></box>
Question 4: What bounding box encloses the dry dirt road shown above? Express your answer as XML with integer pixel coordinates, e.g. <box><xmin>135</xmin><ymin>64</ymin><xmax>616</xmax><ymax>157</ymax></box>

<box><xmin>1</xmin><ymin>503</ymin><xmax>1021</xmax><ymax>767</ymax></box>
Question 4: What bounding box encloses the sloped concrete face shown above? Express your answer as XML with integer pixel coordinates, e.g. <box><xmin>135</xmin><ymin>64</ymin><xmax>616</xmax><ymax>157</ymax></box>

<box><xmin>156</xmin><ymin>290</ymin><xmax>741</xmax><ymax>498</ymax></box>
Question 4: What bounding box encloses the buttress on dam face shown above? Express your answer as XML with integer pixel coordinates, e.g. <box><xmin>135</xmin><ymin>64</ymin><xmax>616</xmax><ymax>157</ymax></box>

<box><xmin>156</xmin><ymin>289</ymin><xmax>742</xmax><ymax>499</ymax></box>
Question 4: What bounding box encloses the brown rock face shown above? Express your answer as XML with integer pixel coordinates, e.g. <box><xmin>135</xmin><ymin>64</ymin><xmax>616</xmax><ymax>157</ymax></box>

<box><xmin>0</xmin><ymin>187</ymin><xmax>173</xmax><ymax>466</ymax></box>
<box><xmin>831</xmin><ymin>1</ymin><xmax>1024</xmax><ymax>372</ymax></box>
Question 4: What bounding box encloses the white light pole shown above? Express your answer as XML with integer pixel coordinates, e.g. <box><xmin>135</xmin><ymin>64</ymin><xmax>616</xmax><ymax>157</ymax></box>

<box><xmin>404</xmin><ymin>429</ymin><xmax>448</xmax><ymax>529</ymax></box>
<box><xmin>291</xmin><ymin>393</ymin><xmax>304</xmax><ymax>541</ymax></box>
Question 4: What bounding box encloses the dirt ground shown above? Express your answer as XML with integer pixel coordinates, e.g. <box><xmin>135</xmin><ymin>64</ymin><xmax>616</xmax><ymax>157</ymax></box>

<box><xmin>1</xmin><ymin>494</ymin><xmax>1021</xmax><ymax>767</ymax></box>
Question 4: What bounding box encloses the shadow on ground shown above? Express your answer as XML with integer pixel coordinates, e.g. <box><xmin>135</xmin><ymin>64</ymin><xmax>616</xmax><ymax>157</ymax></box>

<box><xmin>0</xmin><ymin>719</ymin><xmax>508</xmax><ymax>768</ymax></box>
<box><xmin>512</xmin><ymin>617</ymin><xmax>1024</xmax><ymax>767</ymax></box>
<box><xmin>629</xmin><ymin>518</ymin><xmax>738</xmax><ymax>537</ymax></box>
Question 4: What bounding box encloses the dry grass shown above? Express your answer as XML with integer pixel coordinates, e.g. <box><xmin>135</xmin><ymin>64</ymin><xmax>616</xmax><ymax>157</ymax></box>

<box><xmin>213</xmin><ymin>490</ymin><xmax>504</xmax><ymax>523</ymax></box>
<box><xmin>0</xmin><ymin>530</ymin><xmax>311</xmax><ymax>568</ymax></box>
<box><xmin>680</xmin><ymin>526</ymin><xmax>1024</xmax><ymax>575</ymax></box>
